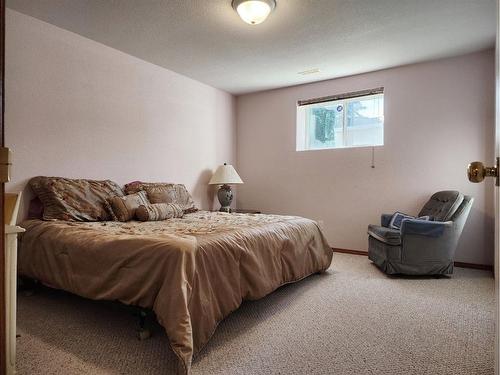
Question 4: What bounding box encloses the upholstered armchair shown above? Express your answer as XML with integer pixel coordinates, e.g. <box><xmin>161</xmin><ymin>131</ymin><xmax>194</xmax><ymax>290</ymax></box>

<box><xmin>367</xmin><ymin>191</ymin><xmax>473</xmax><ymax>275</ymax></box>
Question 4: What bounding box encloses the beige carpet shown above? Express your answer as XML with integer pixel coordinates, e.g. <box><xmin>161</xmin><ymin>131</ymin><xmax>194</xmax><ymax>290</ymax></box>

<box><xmin>16</xmin><ymin>253</ymin><xmax>495</xmax><ymax>375</ymax></box>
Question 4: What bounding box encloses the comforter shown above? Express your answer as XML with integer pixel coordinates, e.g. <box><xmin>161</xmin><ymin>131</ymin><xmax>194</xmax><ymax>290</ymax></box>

<box><xmin>18</xmin><ymin>211</ymin><xmax>333</xmax><ymax>374</ymax></box>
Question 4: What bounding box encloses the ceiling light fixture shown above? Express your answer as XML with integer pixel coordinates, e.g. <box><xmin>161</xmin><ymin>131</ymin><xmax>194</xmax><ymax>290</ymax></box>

<box><xmin>232</xmin><ymin>0</ymin><xmax>276</xmax><ymax>25</ymax></box>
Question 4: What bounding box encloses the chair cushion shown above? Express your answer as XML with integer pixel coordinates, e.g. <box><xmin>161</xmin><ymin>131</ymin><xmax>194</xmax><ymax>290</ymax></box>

<box><xmin>368</xmin><ymin>224</ymin><xmax>401</xmax><ymax>245</ymax></box>
<box><xmin>418</xmin><ymin>191</ymin><xmax>464</xmax><ymax>221</ymax></box>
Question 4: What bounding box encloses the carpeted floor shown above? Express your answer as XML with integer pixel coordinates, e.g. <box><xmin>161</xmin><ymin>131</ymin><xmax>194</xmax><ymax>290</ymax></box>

<box><xmin>16</xmin><ymin>253</ymin><xmax>495</xmax><ymax>375</ymax></box>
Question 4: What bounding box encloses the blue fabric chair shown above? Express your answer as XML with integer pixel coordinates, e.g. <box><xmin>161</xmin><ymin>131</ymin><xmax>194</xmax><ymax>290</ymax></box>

<box><xmin>367</xmin><ymin>191</ymin><xmax>473</xmax><ymax>275</ymax></box>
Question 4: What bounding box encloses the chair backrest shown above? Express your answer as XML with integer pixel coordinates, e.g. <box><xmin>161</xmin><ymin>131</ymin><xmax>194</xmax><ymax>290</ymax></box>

<box><xmin>449</xmin><ymin>195</ymin><xmax>474</xmax><ymax>231</ymax></box>
<box><xmin>418</xmin><ymin>191</ymin><xmax>464</xmax><ymax>221</ymax></box>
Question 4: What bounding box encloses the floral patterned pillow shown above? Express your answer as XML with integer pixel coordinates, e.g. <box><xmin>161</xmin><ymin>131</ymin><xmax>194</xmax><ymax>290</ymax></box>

<box><xmin>29</xmin><ymin>176</ymin><xmax>124</xmax><ymax>221</ymax></box>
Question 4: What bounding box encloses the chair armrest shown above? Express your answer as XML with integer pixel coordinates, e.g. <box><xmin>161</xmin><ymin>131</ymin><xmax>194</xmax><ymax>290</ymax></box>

<box><xmin>401</xmin><ymin>219</ymin><xmax>453</xmax><ymax>238</ymax></box>
<box><xmin>400</xmin><ymin>220</ymin><xmax>456</xmax><ymax>264</ymax></box>
<box><xmin>381</xmin><ymin>214</ymin><xmax>392</xmax><ymax>228</ymax></box>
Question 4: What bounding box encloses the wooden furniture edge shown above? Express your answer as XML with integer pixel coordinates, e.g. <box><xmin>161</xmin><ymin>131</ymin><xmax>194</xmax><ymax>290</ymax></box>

<box><xmin>331</xmin><ymin>247</ymin><xmax>493</xmax><ymax>272</ymax></box>
<box><xmin>1</xmin><ymin>1</ymin><xmax>6</xmax><ymax>373</ymax></box>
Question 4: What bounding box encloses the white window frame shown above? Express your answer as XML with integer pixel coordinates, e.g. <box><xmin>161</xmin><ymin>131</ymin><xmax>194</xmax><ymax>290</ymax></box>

<box><xmin>296</xmin><ymin>89</ymin><xmax>384</xmax><ymax>151</ymax></box>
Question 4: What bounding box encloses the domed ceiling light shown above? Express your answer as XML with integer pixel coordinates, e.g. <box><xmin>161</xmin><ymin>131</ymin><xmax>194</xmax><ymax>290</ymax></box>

<box><xmin>232</xmin><ymin>0</ymin><xmax>276</xmax><ymax>25</ymax></box>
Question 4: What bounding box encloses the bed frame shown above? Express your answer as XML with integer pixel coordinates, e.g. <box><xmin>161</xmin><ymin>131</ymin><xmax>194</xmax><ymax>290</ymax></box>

<box><xmin>18</xmin><ymin>277</ymin><xmax>154</xmax><ymax>340</ymax></box>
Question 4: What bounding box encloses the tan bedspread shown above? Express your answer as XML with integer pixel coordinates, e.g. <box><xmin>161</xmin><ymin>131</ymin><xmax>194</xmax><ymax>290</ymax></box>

<box><xmin>18</xmin><ymin>211</ymin><xmax>333</xmax><ymax>374</ymax></box>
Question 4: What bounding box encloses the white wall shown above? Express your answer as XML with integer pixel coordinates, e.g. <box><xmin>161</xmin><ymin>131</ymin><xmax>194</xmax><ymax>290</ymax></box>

<box><xmin>236</xmin><ymin>50</ymin><xmax>495</xmax><ymax>265</ymax></box>
<box><xmin>5</xmin><ymin>9</ymin><xmax>236</xmax><ymax>217</ymax></box>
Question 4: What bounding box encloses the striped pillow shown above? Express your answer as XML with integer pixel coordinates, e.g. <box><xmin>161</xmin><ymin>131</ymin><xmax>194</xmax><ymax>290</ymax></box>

<box><xmin>136</xmin><ymin>203</ymin><xmax>184</xmax><ymax>222</ymax></box>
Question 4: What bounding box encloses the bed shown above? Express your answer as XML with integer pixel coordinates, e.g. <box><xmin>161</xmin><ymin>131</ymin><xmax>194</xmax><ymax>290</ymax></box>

<box><xmin>18</xmin><ymin>210</ymin><xmax>333</xmax><ymax>374</ymax></box>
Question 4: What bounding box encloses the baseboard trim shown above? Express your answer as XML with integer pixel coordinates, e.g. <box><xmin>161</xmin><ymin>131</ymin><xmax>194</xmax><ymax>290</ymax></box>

<box><xmin>453</xmin><ymin>262</ymin><xmax>493</xmax><ymax>271</ymax></box>
<box><xmin>331</xmin><ymin>248</ymin><xmax>493</xmax><ymax>272</ymax></box>
<box><xmin>332</xmin><ymin>248</ymin><xmax>368</xmax><ymax>256</ymax></box>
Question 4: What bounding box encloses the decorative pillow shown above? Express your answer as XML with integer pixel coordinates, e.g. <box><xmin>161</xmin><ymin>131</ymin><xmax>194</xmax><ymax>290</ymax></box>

<box><xmin>27</xmin><ymin>197</ymin><xmax>44</xmax><ymax>219</ymax></box>
<box><xmin>109</xmin><ymin>191</ymin><xmax>150</xmax><ymax>222</ymax></box>
<box><xmin>136</xmin><ymin>203</ymin><xmax>184</xmax><ymax>222</ymax></box>
<box><xmin>29</xmin><ymin>176</ymin><xmax>124</xmax><ymax>221</ymax></box>
<box><xmin>124</xmin><ymin>181</ymin><xmax>197</xmax><ymax>213</ymax></box>
<box><xmin>389</xmin><ymin>212</ymin><xmax>431</xmax><ymax>230</ymax></box>
<box><xmin>105</xmin><ymin>201</ymin><xmax>118</xmax><ymax>222</ymax></box>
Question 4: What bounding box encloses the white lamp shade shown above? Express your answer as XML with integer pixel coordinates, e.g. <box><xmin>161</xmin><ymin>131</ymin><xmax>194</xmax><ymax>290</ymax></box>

<box><xmin>209</xmin><ymin>164</ymin><xmax>244</xmax><ymax>185</ymax></box>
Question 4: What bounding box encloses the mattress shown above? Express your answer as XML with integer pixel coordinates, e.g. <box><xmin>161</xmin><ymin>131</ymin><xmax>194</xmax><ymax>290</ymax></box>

<box><xmin>18</xmin><ymin>211</ymin><xmax>333</xmax><ymax>374</ymax></box>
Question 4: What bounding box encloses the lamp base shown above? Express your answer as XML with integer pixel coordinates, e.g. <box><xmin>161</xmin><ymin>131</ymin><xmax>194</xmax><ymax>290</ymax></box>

<box><xmin>217</xmin><ymin>184</ymin><xmax>233</xmax><ymax>212</ymax></box>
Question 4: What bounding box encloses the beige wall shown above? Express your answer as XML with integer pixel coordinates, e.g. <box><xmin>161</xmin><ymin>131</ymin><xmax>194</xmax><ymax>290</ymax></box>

<box><xmin>5</xmin><ymin>9</ymin><xmax>236</xmax><ymax>217</ymax></box>
<box><xmin>5</xmin><ymin>10</ymin><xmax>495</xmax><ymax>265</ymax></box>
<box><xmin>236</xmin><ymin>50</ymin><xmax>495</xmax><ymax>265</ymax></box>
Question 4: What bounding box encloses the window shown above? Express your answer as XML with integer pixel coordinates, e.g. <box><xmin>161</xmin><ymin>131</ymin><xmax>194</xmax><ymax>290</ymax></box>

<box><xmin>296</xmin><ymin>89</ymin><xmax>384</xmax><ymax>151</ymax></box>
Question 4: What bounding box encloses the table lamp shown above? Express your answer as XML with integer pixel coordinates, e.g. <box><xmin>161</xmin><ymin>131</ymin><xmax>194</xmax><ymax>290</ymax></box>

<box><xmin>209</xmin><ymin>163</ymin><xmax>244</xmax><ymax>212</ymax></box>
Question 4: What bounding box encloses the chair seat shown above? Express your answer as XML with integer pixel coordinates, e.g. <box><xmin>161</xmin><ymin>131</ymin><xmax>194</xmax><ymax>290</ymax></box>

<box><xmin>367</xmin><ymin>224</ymin><xmax>401</xmax><ymax>245</ymax></box>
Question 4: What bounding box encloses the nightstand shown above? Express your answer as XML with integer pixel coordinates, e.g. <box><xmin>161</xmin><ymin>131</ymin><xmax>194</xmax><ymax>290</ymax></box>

<box><xmin>213</xmin><ymin>209</ymin><xmax>261</xmax><ymax>214</ymax></box>
<box><xmin>230</xmin><ymin>209</ymin><xmax>261</xmax><ymax>214</ymax></box>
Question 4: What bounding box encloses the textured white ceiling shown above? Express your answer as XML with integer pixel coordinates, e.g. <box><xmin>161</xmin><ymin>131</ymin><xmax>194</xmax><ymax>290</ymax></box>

<box><xmin>7</xmin><ymin>0</ymin><xmax>496</xmax><ymax>94</ymax></box>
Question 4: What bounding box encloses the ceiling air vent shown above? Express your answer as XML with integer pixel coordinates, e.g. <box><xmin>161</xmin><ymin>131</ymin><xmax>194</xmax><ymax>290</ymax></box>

<box><xmin>298</xmin><ymin>68</ymin><xmax>320</xmax><ymax>75</ymax></box>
